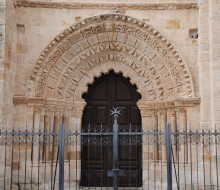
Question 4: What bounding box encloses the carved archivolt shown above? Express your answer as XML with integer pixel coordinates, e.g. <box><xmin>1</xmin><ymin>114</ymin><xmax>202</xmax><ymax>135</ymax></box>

<box><xmin>26</xmin><ymin>14</ymin><xmax>195</xmax><ymax>103</ymax></box>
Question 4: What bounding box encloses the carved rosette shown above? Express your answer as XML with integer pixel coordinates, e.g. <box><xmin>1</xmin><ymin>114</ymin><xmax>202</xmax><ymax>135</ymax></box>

<box><xmin>26</xmin><ymin>14</ymin><xmax>194</xmax><ymax>104</ymax></box>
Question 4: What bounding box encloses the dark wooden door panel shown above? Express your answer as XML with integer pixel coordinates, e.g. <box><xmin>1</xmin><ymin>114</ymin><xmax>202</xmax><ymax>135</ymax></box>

<box><xmin>81</xmin><ymin>71</ymin><xmax>142</xmax><ymax>187</ymax></box>
<box><xmin>95</xmin><ymin>105</ymin><xmax>109</xmax><ymax>125</ymax></box>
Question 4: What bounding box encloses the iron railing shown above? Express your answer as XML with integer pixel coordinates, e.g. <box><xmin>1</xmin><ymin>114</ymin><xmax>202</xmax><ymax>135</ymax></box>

<box><xmin>0</xmin><ymin>125</ymin><xmax>220</xmax><ymax>189</ymax></box>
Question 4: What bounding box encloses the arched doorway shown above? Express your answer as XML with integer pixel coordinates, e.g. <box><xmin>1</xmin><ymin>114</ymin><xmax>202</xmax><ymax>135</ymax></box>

<box><xmin>81</xmin><ymin>71</ymin><xmax>142</xmax><ymax>187</ymax></box>
<box><xmin>17</xmin><ymin>13</ymin><xmax>199</xmax><ymax>189</ymax></box>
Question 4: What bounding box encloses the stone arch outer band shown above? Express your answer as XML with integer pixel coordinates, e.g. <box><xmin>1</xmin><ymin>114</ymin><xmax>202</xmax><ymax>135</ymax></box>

<box><xmin>26</xmin><ymin>14</ymin><xmax>195</xmax><ymax>106</ymax></box>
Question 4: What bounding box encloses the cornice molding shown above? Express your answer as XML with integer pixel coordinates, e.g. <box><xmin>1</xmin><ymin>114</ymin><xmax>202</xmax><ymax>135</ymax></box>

<box><xmin>15</xmin><ymin>1</ymin><xmax>198</xmax><ymax>10</ymax></box>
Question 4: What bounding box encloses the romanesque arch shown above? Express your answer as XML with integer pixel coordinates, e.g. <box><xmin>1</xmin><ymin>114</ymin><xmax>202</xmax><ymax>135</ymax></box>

<box><xmin>12</xmin><ymin>14</ymin><xmax>200</xmax><ymax>189</ymax></box>
<box><xmin>26</xmin><ymin>14</ymin><xmax>194</xmax><ymax>103</ymax></box>
<box><xmin>13</xmin><ymin>14</ymin><xmax>200</xmax><ymax>129</ymax></box>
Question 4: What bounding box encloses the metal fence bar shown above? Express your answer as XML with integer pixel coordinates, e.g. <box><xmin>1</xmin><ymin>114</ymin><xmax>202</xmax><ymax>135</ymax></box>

<box><xmin>10</xmin><ymin>128</ymin><xmax>14</xmax><ymax>190</ymax></box>
<box><xmin>166</xmin><ymin>123</ymin><xmax>172</xmax><ymax>190</ymax></box>
<box><xmin>75</xmin><ymin>129</ymin><xmax>78</xmax><ymax>190</ymax></box>
<box><xmin>113</xmin><ymin>116</ymin><xmax>119</xmax><ymax>190</ymax></box>
<box><xmin>2</xmin><ymin>124</ymin><xmax>220</xmax><ymax>189</ymax></box>
<box><xmin>215</xmin><ymin>126</ymin><xmax>219</xmax><ymax>189</ymax></box>
<box><xmin>59</xmin><ymin>124</ymin><xmax>65</xmax><ymax>190</ymax></box>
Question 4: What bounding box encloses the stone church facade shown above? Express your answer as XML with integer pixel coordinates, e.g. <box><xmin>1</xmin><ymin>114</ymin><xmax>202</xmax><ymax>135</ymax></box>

<box><xmin>0</xmin><ymin>0</ymin><xmax>219</xmax><ymax>189</ymax></box>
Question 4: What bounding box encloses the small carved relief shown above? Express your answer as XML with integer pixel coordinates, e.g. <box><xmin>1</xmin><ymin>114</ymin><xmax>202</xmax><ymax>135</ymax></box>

<box><xmin>157</xmin><ymin>108</ymin><xmax>167</xmax><ymax>116</ymax></box>
<box><xmin>45</xmin><ymin>106</ymin><xmax>55</xmax><ymax>116</ymax></box>
<box><xmin>34</xmin><ymin>106</ymin><xmax>43</xmax><ymax>113</ymax></box>
<box><xmin>141</xmin><ymin>109</ymin><xmax>156</xmax><ymax>117</ymax></box>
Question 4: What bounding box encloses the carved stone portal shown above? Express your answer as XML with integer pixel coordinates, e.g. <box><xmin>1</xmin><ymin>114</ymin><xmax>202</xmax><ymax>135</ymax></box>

<box><xmin>26</xmin><ymin>14</ymin><xmax>195</xmax><ymax>107</ymax></box>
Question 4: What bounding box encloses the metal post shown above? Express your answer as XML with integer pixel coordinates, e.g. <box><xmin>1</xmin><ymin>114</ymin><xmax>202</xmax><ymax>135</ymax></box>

<box><xmin>113</xmin><ymin>117</ymin><xmax>119</xmax><ymax>190</ymax></box>
<box><xmin>59</xmin><ymin>124</ymin><xmax>65</xmax><ymax>190</ymax></box>
<box><xmin>108</xmin><ymin>107</ymin><xmax>122</xmax><ymax>190</ymax></box>
<box><xmin>166</xmin><ymin>123</ymin><xmax>172</xmax><ymax>190</ymax></box>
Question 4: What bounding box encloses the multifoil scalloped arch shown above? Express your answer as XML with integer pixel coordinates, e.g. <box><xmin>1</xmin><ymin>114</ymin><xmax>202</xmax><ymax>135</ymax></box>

<box><xmin>26</xmin><ymin>14</ymin><xmax>195</xmax><ymax>102</ymax></box>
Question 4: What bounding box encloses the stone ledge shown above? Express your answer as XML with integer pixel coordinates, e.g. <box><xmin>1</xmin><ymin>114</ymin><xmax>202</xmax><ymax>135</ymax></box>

<box><xmin>15</xmin><ymin>1</ymin><xmax>199</xmax><ymax>10</ymax></box>
<box><xmin>137</xmin><ymin>97</ymin><xmax>201</xmax><ymax>110</ymax></box>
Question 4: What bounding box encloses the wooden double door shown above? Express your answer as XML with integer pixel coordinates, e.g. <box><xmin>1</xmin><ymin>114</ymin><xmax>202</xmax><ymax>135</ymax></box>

<box><xmin>81</xmin><ymin>71</ymin><xmax>142</xmax><ymax>187</ymax></box>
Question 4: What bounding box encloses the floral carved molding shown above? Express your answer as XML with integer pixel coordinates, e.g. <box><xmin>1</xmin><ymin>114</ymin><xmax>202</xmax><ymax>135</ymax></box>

<box><xmin>26</xmin><ymin>14</ymin><xmax>195</xmax><ymax>103</ymax></box>
<box><xmin>15</xmin><ymin>1</ymin><xmax>198</xmax><ymax>10</ymax></box>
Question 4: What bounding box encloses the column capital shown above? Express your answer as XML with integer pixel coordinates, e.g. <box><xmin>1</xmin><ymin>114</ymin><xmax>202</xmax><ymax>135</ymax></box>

<box><xmin>157</xmin><ymin>108</ymin><xmax>167</xmax><ymax>116</ymax></box>
<box><xmin>140</xmin><ymin>109</ymin><xmax>156</xmax><ymax>117</ymax></box>
<box><xmin>72</xmin><ymin>109</ymin><xmax>83</xmax><ymax>118</ymax></box>
<box><xmin>44</xmin><ymin>106</ymin><xmax>55</xmax><ymax>116</ymax></box>
<box><xmin>176</xmin><ymin>107</ymin><xmax>186</xmax><ymax>115</ymax></box>
<box><xmin>33</xmin><ymin>105</ymin><xmax>43</xmax><ymax>113</ymax></box>
<box><xmin>54</xmin><ymin>106</ymin><xmax>65</xmax><ymax>117</ymax></box>
<box><xmin>72</xmin><ymin>101</ymin><xmax>86</xmax><ymax>118</ymax></box>
<box><xmin>168</xmin><ymin>108</ymin><xmax>176</xmax><ymax>116</ymax></box>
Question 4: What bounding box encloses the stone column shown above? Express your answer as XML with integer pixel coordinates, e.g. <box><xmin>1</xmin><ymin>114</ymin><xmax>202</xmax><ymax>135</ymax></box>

<box><xmin>141</xmin><ymin>109</ymin><xmax>157</xmax><ymax>161</ymax></box>
<box><xmin>140</xmin><ymin>108</ymin><xmax>157</xmax><ymax>189</ymax></box>
<box><xmin>45</xmin><ymin>106</ymin><xmax>55</xmax><ymax>161</ymax></box>
<box><xmin>178</xmin><ymin>108</ymin><xmax>187</xmax><ymax>163</ymax></box>
<box><xmin>53</xmin><ymin>113</ymin><xmax>62</xmax><ymax>162</ymax></box>
<box><xmin>157</xmin><ymin>109</ymin><xmax>167</xmax><ymax>161</ymax></box>
<box><xmin>69</xmin><ymin>108</ymin><xmax>83</xmax><ymax>188</ymax></box>
<box><xmin>44</xmin><ymin>113</ymin><xmax>51</xmax><ymax>161</ymax></box>
<box><xmin>68</xmin><ymin>115</ymin><xmax>82</xmax><ymax>159</ymax></box>
<box><xmin>169</xmin><ymin>108</ymin><xmax>177</xmax><ymax>160</ymax></box>
<box><xmin>33</xmin><ymin>106</ymin><xmax>41</xmax><ymax>163</ymax></box>
<box><xmin>63</xmin><ymin>115</ymin><xmax>69</xmax><ymax>160</ymax></box>
<box><xmin>26</xmin><ymin>104</ymin><xmax>34</xmax><ymax>131</ymax></box>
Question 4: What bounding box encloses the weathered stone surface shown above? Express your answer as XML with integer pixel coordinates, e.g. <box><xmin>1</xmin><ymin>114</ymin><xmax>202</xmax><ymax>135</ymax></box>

<box><xmin>166</xmin><ymin>19</ymin><xmax>181</xmax><ymax>29</ymax></box>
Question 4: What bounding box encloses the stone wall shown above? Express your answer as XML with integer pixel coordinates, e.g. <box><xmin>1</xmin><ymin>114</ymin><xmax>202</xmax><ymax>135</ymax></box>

<box><xmin>210</xmin><ymin>0</ymin><xmax>220</xmax><ymax>127</ymax></box>
<box><xmin>0</xmin><ymin>1</ymin><xmax>6</xmax><ymax>187</ymax></box>
<box><xmin>0</xmin><ymin>0</ymin><xmax>17</xmax><ymax>187</ymax></box>
<box><xmin>0</xmin><ymin>1</ymin><xmax>5</xmax><ymax>183</ymax></box>
<box><xmin>3</xmin><ymin>0</ymin><xmax>17</xmax><ymax>127</ymax></box>
<box><xmin>0</xmin><ymin>0</ymin><xmax>6</xmax><ymax>128</ymax></box>
<box><xmin>198</xmin><ymin>0</ymin><xmax>220</xmax><ymax>129</ymax></box>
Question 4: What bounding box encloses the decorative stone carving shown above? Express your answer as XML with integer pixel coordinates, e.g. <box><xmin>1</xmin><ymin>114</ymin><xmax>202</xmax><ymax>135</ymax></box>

<box><xmin>176</xmin><ymin>107</ymin><xmax>187</xmax><ymax>115</ymax></box>
<box><xmin>168</xmin><ymin>108</ymin><xmax>176</xmax><ymax>116</ymax></box>
<box><xmin>140</xmin><ymin>109</ymin><xmax>156</xmax><ymax>117</ymax></box>
<box><xmin>157</xmin><ymin>108</ymin><xmax>167</xmax><ymax>116</ymax></box>
<box><xmin>26</xmin><ymin>14</ymin><xmax>195</xmax><ymax>103</ymax></box>
<box><xmin>34</xmin><ymin>105</ymin><xmax>43</xmax><ymax>113</ymax></box>
<box><xmin>16</xmin><ymin>1</ymin><xmax>198</xmax><ymax>10</ymax></box>
<box><xmin>44</xmin><ymin>106</ymin><xmax>55</xmax><ymax>116</ymax></box>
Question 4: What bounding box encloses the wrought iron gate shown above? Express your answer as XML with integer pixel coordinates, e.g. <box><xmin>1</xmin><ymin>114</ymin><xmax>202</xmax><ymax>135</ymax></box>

<box><xmin>1</xmin><ymin>120</ymin><xmax>220</xmax><ymax>189</ymax></box>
